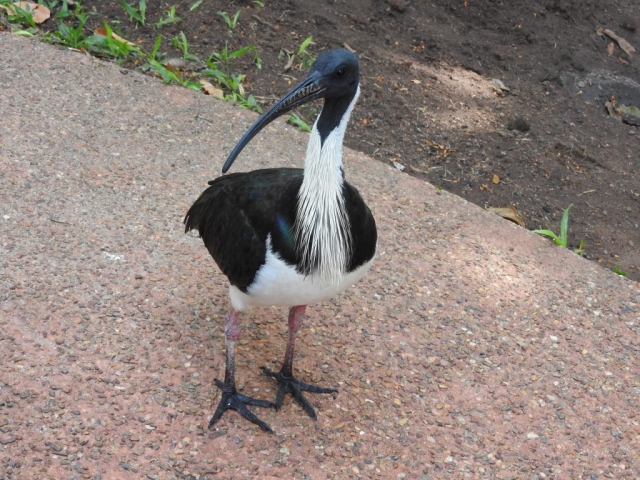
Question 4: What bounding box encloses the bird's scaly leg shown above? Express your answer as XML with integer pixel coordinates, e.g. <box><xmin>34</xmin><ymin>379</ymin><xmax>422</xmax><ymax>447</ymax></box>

<box><xmin>263</xmin><ymin>305</ymin><xmax>337</xmax><ymax>419</ymax></box>
<box><xmin>209</xmin><ymin>309</ymin><xmax>275</xmax><ymax>432</ymax></box>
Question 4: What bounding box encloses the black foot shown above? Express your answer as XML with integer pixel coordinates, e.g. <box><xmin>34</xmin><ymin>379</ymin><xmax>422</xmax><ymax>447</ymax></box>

<box><xmin>209</xmin><ymin>379</ymin><xmax>275</xmax><ymax>432</ymax></box>
<box><xmin>262</xmin><ymin>367</ymin><xmax>337</xmax><ymax>420</ymax></box>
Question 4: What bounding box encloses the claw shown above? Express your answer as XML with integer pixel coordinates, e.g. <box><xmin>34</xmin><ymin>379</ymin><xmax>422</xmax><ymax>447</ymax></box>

<box><xmin>262</xmin><ymin>367</ymin><xmax>337</xmax><ymax>419</ymax></box>
<box><xmin>209</xmin><ymin>379</ymin><xmax>275</xmax><ymax>433</ymax></box>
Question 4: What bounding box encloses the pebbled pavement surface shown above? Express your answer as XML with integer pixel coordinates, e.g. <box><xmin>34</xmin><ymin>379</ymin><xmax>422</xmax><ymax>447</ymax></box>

<box><xmin>1</xmin><ymin>35</ymin><xmax>639</xmax><ymax>479</ymax></box>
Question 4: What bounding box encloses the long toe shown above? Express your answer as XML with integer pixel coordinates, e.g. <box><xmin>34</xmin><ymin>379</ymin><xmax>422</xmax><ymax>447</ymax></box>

<box><xmin>209</xmin><ymin>379</ymin><xmax>275</xmax><ymax>432</ymax></box>
<box><xmin>262</xmin><ymin>367</ymin><xmax>337</xmax><ymax>420</ymax></box>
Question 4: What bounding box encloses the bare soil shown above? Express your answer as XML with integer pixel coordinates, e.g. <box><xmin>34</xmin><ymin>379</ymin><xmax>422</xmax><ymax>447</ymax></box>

<box><xmin>74</xmin><ymin>0</ymin><xmax>639</xmax><ymax>280</ymax></box>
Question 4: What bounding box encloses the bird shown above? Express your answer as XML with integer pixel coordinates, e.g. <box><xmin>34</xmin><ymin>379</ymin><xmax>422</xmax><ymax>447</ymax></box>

<box><xmin>184</xmin><ymin>48</ymin><xmax>377</xmax><ymax>432</ymax></box>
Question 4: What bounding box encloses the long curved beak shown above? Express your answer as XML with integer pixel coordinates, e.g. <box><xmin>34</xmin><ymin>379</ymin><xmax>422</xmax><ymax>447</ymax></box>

<box><xmin>222</xmin><ymin>71</ymin><xmax>326</xmax><ymax>173</ymax></box>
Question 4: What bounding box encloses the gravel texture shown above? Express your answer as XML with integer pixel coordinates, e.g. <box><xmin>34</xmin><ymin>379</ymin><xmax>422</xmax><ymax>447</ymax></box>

<box><xmin>1</xmin><ymin>35</ymin><xmax>639</xmax><ymax>479</ymax></box>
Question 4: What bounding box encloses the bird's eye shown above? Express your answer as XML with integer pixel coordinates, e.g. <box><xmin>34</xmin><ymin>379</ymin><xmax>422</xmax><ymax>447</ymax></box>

<box><xmin>336</xmin><ymin>67</ymin><xmax>346</xmax><ymax>77</ymax></box>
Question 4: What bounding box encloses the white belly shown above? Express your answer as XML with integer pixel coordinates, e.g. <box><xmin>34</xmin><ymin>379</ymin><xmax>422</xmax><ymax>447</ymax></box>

<box><xmin>228</xmin><ymin>244</ymin><xmax>374</xmax><ymax>312</ymax></box>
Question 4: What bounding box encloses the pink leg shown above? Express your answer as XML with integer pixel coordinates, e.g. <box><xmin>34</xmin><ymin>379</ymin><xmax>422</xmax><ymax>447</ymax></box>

<box><xmin>263</xmin><ymin>305</ymin><xmax>337</xmax><ymax>419</ymax></box>
<box><xmin>222</xmin><ymin>309</ymin><xmax>241</xmax><ymax>389</ymax></box>
<box><xmin>209</xmin><ymin>308</ymin><xmax>274</xmax><ymax>432</ymax></box>
<box><xmin>281</xmin><ymin>305</ymin><xmax>307</xmax><ymax>377</ymax></box>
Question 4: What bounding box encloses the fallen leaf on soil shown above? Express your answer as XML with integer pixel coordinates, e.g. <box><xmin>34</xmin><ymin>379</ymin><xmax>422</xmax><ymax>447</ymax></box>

<box><xmin>487</xmin><ymin>206</ymin><xmax>525</xmax><ymax>227</ymax></box>
<box><xmin>492</xmin><ymin>174</ymin><xmax>500</xmax><ymax>184</ymax></box>
<box><xmin>94</xmin><ymin>28</ymin><xmax>137</xmax><ymax>47</ymax></box>
<box><xmin>199</xmin><ymin>80</ymin><xmax>224</xmax><ymax>99</ymax></box>
<box><xmin>606</xmin><ymin>42</ymin><xmax>615</xmax><ymax>56</ymax></box>
<box><xmin>598</xmin><ymin>28</ymin><xmax>636</xmax><ymax>57</ymax></box>
<box><xmin>0</xmin><ymin>2</ymin><xmax>50</xmax><ymax>23</ymax></box>
<box><xmin>425</xmin><ymin>139</ymin><xmax>454</xmax><ymax>157</ymax></box>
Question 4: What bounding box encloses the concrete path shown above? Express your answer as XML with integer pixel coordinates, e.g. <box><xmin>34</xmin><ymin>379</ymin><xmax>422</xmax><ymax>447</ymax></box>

<box><xmin>1</xmin><ymin>35</ymin><xmax>639</xmax><ymax>479</ymax></box>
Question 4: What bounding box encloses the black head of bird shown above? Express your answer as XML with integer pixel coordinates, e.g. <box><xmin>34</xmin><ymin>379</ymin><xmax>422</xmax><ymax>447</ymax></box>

<box><xmin>184</xmin><ymin>48</ymin><xmax>376</xmax><ymax>433</ymax></box>
<box><xmin>222</xmin><ymin>48</ymin><xmax>360</xmax><ymax>173</ymax></box>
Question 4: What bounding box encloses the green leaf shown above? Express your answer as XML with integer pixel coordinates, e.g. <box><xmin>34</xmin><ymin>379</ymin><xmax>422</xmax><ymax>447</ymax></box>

<box><xmin>287</xmin><ymin>113</ymin><xmax>311</xmax><ymax>132</ymax></box>
<box><xmin>559</xmin><ymin>204</ymin><xmax>572</xmax><ymax>248</ymax></box>
<box><xmin>190</xmin><ymin>0</ymin><xmax>204</xmax><ymax>10</ymax></box>
<box><xmin>299</xmin><ymin>35</ymin><xmax>313</xmax><ymax>54</ymax></box>
<box><xmin>533</xmin><ymin>229</ymin><xmax>561</xmax><ymax>243</ymax></box>
<box><xmin>151</xmin><ymin>34</ymin><xmax>162</xmax><ymax>60</ymax></box>
<box><xmin>13</xmin><ymin>29</ymin><xmax>36</xmax><ymax>36</ymax></box>
<box><xmin>232</xmin><ymin>10</ymin><xmax>241</xmax><ymax>26</ymax></box>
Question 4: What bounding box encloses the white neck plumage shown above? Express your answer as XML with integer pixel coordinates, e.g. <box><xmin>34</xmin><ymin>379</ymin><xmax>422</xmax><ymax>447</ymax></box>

<box><xmin>295</xmin><ymin>86</ymin><xmax>361</xmax><ymax>285</ymax></box>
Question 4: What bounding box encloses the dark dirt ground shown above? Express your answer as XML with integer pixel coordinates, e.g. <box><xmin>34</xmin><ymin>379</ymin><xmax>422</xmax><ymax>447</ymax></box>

<box><xmin>50</xmin><ymin>0</ymin><xmax>639</xmax><ymax>280</ymax></box>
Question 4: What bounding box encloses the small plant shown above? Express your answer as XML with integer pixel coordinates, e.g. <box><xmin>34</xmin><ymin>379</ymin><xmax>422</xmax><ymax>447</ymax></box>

<box><xmin>38</xmin><ymin>0</ymin><xmax>74</xmax><ymax>20</ymax></box>
<box><xmin>613</xmin><ymin>264</ymin><xmax>627</xmax><ymax>277</ymax></box>
<box><xmin>231</xmin><ymin>91</ymin><xmax>263</xmax><ymax>113</ymax></box>
<box><xmin>533</xmin><ymin>204</ymin><xmax>585</xmax><ymax>254</ymax></box>
<box><xmin>92</xmin><ymin>22</ymin><xmax>142</xmax><ymax>60</ymax></box>
<box><xmin>172</xmin><ymin>31</ymin><xmax>201</xmax><ymax>62</ymax></box>
<box><xmin>120</xmin><ymin>0</ymin><xmax>146</xmax><ymax>27</ymax></box>
<box><xmin>217</xmin><ymin>10</ymin><xmax>241</xmax><ymax>35</ymax></box>
<box><xmin>149</xmin><ymin>34</ymin><xmax>163</xmax><ymax>61</ymax></box>
<box><xmin>253</xmin><ymin>0</ymin><xmax>265</xmax><ymax>7</ymax></box>
<box><xmin>44</xmin><ymin>6</ymin><xmax>89</xmax><ymax>49</ymax></box>
<box><xmin>203</xmin><ymin>43</ymin><xmax>263</xmax><ymax>113</ymax></box>
<box><xmin>297</xmin><ymin>35</ymin><xmax>315</xmax><ymax>70</ymax></box>
<box><xmin>0</xmin><ymin>0</ymin><xmax>38</xmax><ymax>34</ymax></box>
<box><xmin>205</xmin><ymin>43</ymin><xmax>261</xmax><ymax>84</ymax></box>
<box><xmin>155</xmin><ymin>5</ymin><xmax>181</xmax><ymax>29</ymax></box>
<box><xmin>287</xmin><ymin>113</ymin><xmax>311</xmax><ymax>132</ymax></box>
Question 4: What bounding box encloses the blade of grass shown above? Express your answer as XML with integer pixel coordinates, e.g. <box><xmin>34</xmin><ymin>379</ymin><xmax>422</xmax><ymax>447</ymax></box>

<box><xmin>150</xmin><ymin>34</ymin><xmax>162</xmax><ymax>61</ymax></box>
<box><xmin>532</xmin><ymin>229</ymin><xmax>562</xmax><ymax>244</ymax></box>
<box><xmin>190</xmin><ymin>0</ymin><xmax>204</xmax><ymax>11</ymax></box>
<box><xmin>559</xmin><ymin>204</ymin><xmax>572</xmax><ymax>248</ymax></box>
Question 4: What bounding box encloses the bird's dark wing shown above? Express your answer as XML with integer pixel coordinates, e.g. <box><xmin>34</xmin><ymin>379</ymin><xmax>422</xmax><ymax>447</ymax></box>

<box><xmin>343</xmin><ymin>183</ymin><xmax>377</xmax><ymax>272</ymax></box>
<box><xmin>184</xmin><ymin>168</ymin><xmax>303</xmax><ymax>291</ymax></box>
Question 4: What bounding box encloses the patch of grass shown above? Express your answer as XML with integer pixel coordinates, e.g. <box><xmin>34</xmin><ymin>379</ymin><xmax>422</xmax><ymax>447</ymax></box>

<box><xmin>155</xmin><ymin>5</ymin><xmax>181</xmax><ymax>29</ymax></box>
<box><xmin>203</xmin><ymin>43</ymin><xmax>262</xmax><ymax>113</ymax></box>
<box><xmin>217</xmin><ymin>10</ymin><xmax>241</xmax><ymax>35</ymax></box>
<box><xmin>172</xmin><ymin>31</ymin><xmax>201</xmax><ymax>62</ymax></box>
<box><xmin>44</xmin><ymin>5</ymin><xmax>90</xmax><ymax>49</ymax></box>
<box><xmin>92</xmin><ymin>22</ymin><xmax>141</xmax><ymax>60</ymax></box>
<box><xmin>533</xmin><ymin>204</ymin><xmax>585</xmax><ymax>255</ymax></box>
<box><xmin>3</xmin><ymin>0</ymin><xmax>265</xmax><ymax>115</ymax></box>
<box><xmin>0</xmin><ymin>0</ymin><xmax>38</xmax><ymax>35</ymax></box>
<box><xmin>38</xmin><ymin>0</ymin><xmax>74</xmax><ymax>20</ymax></box>
<box><xmin>146</xmin><ymin>59</ymin><xmax>202</xmax><ymax>90</ymax></box>
<box><xmin>120</xmin><ymin>0</ymin><xmax>146</xmax><ymax>27</ymax></box>
<box><xmin>44</xmin><ymin>6</ymin><xmax>140</xmax><ymax>62</ymax></box>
